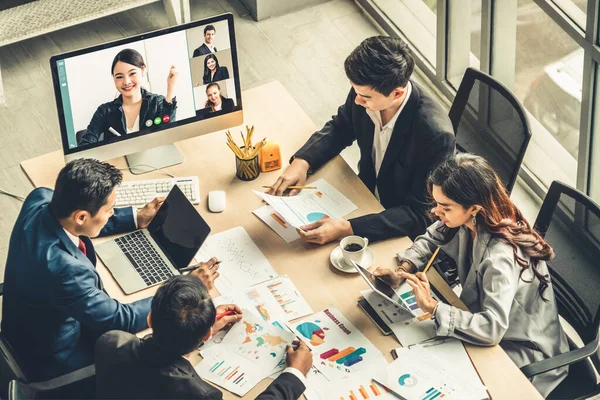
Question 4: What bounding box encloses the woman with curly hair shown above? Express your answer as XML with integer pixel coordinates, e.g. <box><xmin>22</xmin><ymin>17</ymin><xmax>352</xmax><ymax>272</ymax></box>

<box><xmin>372</xmin><ymin>153</ymin><xmax>568</xmax><ymax>397</ymax></box>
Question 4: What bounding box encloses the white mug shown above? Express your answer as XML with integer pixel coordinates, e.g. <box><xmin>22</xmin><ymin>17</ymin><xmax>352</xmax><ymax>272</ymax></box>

<box><xmin>340</xmin><ymin>236</ymin><xmax>369</xmax><ymax>268</ymax></box>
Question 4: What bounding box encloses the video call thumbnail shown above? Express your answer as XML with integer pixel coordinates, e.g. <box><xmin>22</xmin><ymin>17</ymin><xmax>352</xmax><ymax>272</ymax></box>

<box><xmin>55</xmin><ymin>19</ymin><xmax>238</xmax><ymax>149</ymax></box>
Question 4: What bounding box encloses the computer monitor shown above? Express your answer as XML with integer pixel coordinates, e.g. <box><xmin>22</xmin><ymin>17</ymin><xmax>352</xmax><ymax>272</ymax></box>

<box><xmin>50</xmin><ymin>13</ymin><xmax>242</xmax><ymax>174</ymax></box>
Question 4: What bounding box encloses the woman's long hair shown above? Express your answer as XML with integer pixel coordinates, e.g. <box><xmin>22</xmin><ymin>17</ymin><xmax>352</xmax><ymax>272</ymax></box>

<box><xmin>429</xmin><ymin>153</ymin><xmax>553</xmax><ymax>300</ymax></box>
<box><xmin>111</xmin><ymin>48</ymin><xmax>146</xmax><ymax>75</ymax></box>
<box><xmin>204</xmin><ymin>83</ymin><xmax>223</xmax><ymax>111</ymax></box>
<box><xmin>203</xmin><ymin>54</ymin><xmax>220</xmax><ymax>83</ymax></box>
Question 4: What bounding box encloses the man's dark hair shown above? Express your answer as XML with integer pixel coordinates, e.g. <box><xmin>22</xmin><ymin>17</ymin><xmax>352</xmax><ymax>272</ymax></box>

<box><xmin>204</xmin><ymin>24</ymin><xmax>216</xmax><ymax>34</ymax></box>
<box><xmin>151</xmin><ymin>275</ymin><xmax>216</xmax><ymax>356</ymax></box>
<box><xmin>344</xmin><ymin>36</ymin><xmax>414</xmax><ymax>96</ymax></box>
<box><xmin>50</xmin><ymin>159</ymin><xmax>122</xmax><ymax>219</ymax></box>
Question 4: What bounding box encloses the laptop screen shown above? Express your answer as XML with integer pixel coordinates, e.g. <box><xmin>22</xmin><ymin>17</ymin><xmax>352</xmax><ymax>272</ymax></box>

<box><xmin>147</xmin><ymin>185</ymin><xmax>211</xmax><ymax>269</ymax></box>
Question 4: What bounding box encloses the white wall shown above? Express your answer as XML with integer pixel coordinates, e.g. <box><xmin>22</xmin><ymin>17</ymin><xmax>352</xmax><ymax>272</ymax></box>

<box><xmin>186</xmin><ymin>20</ymin><xmax>231</xmax><ymax>55</ymax></box>
<box><xmin>64</xmin><ymin>30</ymin><xmax>195</xmax><ymax>132</ymax></box>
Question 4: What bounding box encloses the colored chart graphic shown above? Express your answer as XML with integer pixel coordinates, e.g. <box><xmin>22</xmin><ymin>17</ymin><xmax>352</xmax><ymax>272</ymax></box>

<box><xmin>307</xmin><ymin>212</ymin><xmax>328</xmax><ymax>222</ymax></box>
<box><xmin>267</xmin><ymin>280</ymin><xmax>296</xmax><ymax>315</ymax></box>
<box><xmin>207</xmin><ymin>359</ymin><xmax>249</xmax><ymax>388</ymax></box>
<box><xmin>400</xmin><ymin>291</ymin><xmax>421</xmax><ymax>312</ymax></box>
<box><xmin>246</xmin><ymin>288</ymin><xmax>260</xmax><ymax>300</ymax></box>
<box><xmin>319</xmin><ymin>346</ymin><xmax>366</xmax><ymax>367</ymax></box>
<box><xmin>398</xmin><ymin>373</ymin><xmax>418</xmax><ymax>387</ymax></box>
<box><xmin>421</xmin><ymin>387</ymin><xmax>444</xmax><ymax>400</ymax></box>
<box><xmin>296</xmin><ymin>321</ymin><xmax>327</xmax><ymax>346</ymax></box>
<box><xmin>336</xmin><ymin>380</ymin><xmax>391</xmax><ymax>400</ymax></box>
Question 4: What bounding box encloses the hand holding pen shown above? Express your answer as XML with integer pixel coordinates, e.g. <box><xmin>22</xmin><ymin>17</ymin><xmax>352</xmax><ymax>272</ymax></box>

<box><xmin>213</xmin><ymin>304</ymin><xmax>243</xmax><ymax>333</ymax></box>
<box><xmin>182</xmin><ymin>257</ymin><xmax>221</xmax><ymax>291</ymax></box>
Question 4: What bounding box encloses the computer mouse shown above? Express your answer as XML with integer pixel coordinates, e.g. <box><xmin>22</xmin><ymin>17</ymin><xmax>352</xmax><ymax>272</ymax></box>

<box><xmin>208</xmin><ymin>190</ymin><xmax>226</xmax><ymax>213</ymax></box>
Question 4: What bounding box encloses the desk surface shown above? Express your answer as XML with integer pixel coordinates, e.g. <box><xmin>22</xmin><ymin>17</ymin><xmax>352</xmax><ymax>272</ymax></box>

<box><xmin>21</xmin><ymin>81</ymin><xmax>542</xmax><ymax>400</ymax></box>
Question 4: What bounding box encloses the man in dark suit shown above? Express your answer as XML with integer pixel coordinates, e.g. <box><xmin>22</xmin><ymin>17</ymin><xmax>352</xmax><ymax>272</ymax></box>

<box><xmin>95</xmin><ymin>275</ymin><xmax>311</xmax><ymax>399</ymax></box>
<box><xmin>1</xmin><ymin>159</ymin><xmax>220</xmax><ymax>381</ymax></box>
<box><xmin>268</xmin><ymin>36</ymin><xmax>455</xmax><ymax>243</ymax></box>
<box><xmin>193</xmin><ymin>24</ymin><xmax>217</xmax><ymax>57</ymax></box>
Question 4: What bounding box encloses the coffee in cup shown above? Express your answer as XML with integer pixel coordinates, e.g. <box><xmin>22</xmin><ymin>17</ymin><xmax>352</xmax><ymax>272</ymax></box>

<box><xmin>340</xmin><ymin>236</ymin><xmax>369</xmax><ymax>268</ymax></box>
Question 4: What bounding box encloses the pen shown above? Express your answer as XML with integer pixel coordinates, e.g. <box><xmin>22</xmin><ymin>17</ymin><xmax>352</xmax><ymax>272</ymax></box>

<box><xmin>108</xmin><ymin>126</ymin><xmax>122</xmax><ymax>137</ymax></box>
<box><xmin>422</xmin><ymin>247</ymin><xmax>440</xmax><ymax>274</ymax></box>
<box><xmin>180</xmin><ymin>260</ymin><xmax>221</xmax><ymax>273</ymax></box>
<box><xmin>216</xmin><ymin>310</ymin><xmax>235</xmax><ymax>320</ymax></box>
<box><xmin>261</xmin><ymin>185</ymin><xmax>317</xmax><ymax>190</ymax></box>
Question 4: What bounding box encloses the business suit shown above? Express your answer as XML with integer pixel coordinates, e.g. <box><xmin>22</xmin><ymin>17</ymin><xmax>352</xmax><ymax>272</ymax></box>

<box><xmin>193</xmin><ymin>43</ymin><xmax>216</xmax><ymax>57</ymax></box>
<box><xmin>197</xmin><ymin>97</ymin><xmax>235</xmax><ymax>119</ymax></box>
<box><xmin>398</xmin><ymin>221</ymin><xmax>569</xmax><ymax>397</ymax></box>
<box><xmin>95</xmin><ymin>331</ymin><xmax>306</xmax><ymax>399</ymax></box>
<box><xmin>294</xmin><ymin>82</ymin><xmax>455</xmax><ymax>241</ymax></box>
<box><xmin>1</xmin><ymin>188</ymin><xmax>152</xmax><ymax>381</ymax></box>
<box><xmin>203</xmin><ymin>66</ymin><xmax>230</xmax><ymax>84</ymax></box>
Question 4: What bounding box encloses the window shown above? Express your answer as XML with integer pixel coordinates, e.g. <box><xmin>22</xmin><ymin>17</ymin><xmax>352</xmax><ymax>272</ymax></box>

<box><xmin>551</xmin><ymin>0</ymin><xmax>587</xmax><ymax>29</ymax></box>
<box><xmin>372</xmin><ymin>0</ymin><xmax>437</xmax><ymax>67</ymax></box>
<box><xmin>447</xmin><ymin>0</ymin><xmax>482</xmax><ymax>88</ymax></box>
<box><xmin>590</xmin><ymin>64</ymin><xmax>600</xmax><ymax>203</ymax></box>
<box><xmin>515</xmin><ymin>0</ymin><xmax>582</xmax><ymax>187</ymax></box>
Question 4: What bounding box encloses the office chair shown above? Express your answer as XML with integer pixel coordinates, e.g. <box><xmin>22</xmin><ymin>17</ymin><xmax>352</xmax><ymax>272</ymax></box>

<box><xmin>8</xmin><ymin>365</ymin><xmax>95</xmax><ymax>400</ymax></box>
<box><xmin>520</xmin><ymin>181</ymin><xmax>600</xmax><ymax>399</ymax></box>
<box><xmin>0</xmin><ymin>333</ymin><xmax>27</xmax><ymax>399</ymax></box>
<box><xmin>449</xmin><ymin>67</ymin><xmax>532</xmax><ymax>193</ymax></box>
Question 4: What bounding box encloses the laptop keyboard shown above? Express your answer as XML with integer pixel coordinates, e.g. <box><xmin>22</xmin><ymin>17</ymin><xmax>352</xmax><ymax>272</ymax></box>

<box><xmin>114</xmin><ymin>231</ymin><xmax>175</xmax><ymax>287</ymax></box>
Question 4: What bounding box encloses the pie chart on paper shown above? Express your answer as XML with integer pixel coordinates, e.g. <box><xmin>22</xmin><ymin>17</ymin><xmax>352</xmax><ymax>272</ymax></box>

<box><xmin>306</xmin><ymin>212</ymin><xmax>328</xmax><ymax>222</ymax></box>
<box><xmin>398</xmin><ymin>373</ymin><xmax>418</xmax><ymax>387</ymax></box>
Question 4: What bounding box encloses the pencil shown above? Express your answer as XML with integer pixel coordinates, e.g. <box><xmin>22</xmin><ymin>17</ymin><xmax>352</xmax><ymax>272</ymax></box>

<box><xmin>261</xmin><ymin>185</ymin><xmax>317</xmax><ymax>189</ymax></box>
<box><xmin>180</xmin><ymin>260</ymin><xmax>221</xmax><ymax>273</ymax></box>
<box><xmin>422</xmin><ymin>247</ymin><xmax>440</xmax><ymax>274</ymax></box>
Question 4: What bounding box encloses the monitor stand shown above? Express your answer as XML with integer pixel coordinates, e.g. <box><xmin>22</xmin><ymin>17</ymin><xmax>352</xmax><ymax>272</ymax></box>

<box><xmin>125</xmin><ymin>144</ymin><xmax>185</xmax><ymax>175</ymax></box>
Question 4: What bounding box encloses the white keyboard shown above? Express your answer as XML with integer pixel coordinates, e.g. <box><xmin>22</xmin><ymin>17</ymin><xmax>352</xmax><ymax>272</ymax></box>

<box><xmin>115</xmin><ymin>176</ymin><xmax>200</xmax><ymax>208</ymax></box>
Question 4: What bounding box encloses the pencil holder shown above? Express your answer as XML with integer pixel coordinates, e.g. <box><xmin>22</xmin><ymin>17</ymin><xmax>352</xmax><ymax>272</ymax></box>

<box><xmin>235</xmin><ymin>147</ymin><xmax>260</xmax><ymax>181</ymax></box>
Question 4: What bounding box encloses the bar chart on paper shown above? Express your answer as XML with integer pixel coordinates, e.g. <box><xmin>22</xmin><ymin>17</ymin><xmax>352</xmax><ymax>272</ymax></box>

<box><xmin>208</xmin><ymin>359</ymin><xmax>249</xmax><ymax>388</ymax></box>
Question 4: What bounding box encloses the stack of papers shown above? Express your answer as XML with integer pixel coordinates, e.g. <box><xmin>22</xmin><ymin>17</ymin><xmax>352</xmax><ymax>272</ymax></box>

<box><xmin>253</xmin><ymin>178</ymin><xmax>357</xmax><ymax>242</ymax></box>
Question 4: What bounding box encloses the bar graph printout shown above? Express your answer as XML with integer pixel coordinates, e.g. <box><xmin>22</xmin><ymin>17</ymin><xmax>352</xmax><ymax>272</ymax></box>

<box><xmin>304</xmin><ymin>367</ymin><xmax>395</xmax><ymax>400</ymax></box>
<box><xmin>196</xmin><ymin>311</ymin><xmax>294</xmax><ymax>396</ymax></box>
<box><xmin>289</xmin><ymin>307</ymin><xmax>386</xmax><ymax>382</ymax></box>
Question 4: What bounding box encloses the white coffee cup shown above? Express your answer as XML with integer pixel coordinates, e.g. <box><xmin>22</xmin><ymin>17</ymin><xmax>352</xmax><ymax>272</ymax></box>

<box><xmin>340</xmin><ymin>236</ymin><xmax>369</xmax><ymax>268</ymax></box>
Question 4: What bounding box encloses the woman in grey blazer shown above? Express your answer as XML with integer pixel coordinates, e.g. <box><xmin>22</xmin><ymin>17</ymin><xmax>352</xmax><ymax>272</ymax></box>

<box><xmin>373</xmin><ymin>153</ymin><xmax>568</xmax><ymax>397</ymax></box>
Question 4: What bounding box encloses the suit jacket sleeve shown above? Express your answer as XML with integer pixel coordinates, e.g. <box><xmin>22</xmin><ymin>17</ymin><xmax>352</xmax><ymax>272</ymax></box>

<box><xmin>79</xmin><ymin>105</ymin><xmax>108</xmax><ymax>145</ymax></box>
<box><xmin>98</xmin><ymin>207</ymin><xmax>136</xmax><ymax>237</ymax></box>
<box><xmin>293</xmin><ymin>89</ymin><xmax>357</xmax><ymax>170</ymax></box>
<box><xmin>349</xmin><ymin>131</ymin><xmax>455</xmax><ymax>240</ymax></box>
<box><xmin>50</xmin><ymin>256</ymin><xmax>152</xmax><ymax>334</ymax></box>
<box><xmin>193</xmin><ymin>48</ymin><xmax>200</xmax><ymax>58</ymax></box>
<box><xmin>256</xmin><ymin>372</ymin><xmax>306</xmax><ymax>400</ymax></box>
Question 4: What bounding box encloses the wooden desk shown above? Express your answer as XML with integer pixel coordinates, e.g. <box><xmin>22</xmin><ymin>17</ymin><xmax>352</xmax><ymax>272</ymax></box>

<box><xmin>21</xmin><ymin>81</ymin><xmax>542</xmax><ymax>399</ymax></box>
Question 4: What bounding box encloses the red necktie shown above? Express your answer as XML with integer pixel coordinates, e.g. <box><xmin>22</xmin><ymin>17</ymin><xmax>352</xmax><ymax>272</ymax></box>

<box><xmin>78</xmin><ymin>238</ymin><xmax>87</xmax><ymax>257</ymax></box>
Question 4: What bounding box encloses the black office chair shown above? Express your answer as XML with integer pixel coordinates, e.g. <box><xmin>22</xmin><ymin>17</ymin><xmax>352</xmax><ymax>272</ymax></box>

<box><xmin>0</xmin><ymin>333</ymin><xmax>27</xmax><ymax>399</ymax></box>
<box><xmin>449</xmin><ymin>67</ymin><xmax>532</xmax><ymax>193</ymax></box>
<box><xmin>520</xmin><ymin>181</ymin><xmax>600</xmax><ymax>399</ymax></box>
<box><xmin>8</xmin><ymin>365</ymin><xmax>95</xmax><ymax>400</ymax></box>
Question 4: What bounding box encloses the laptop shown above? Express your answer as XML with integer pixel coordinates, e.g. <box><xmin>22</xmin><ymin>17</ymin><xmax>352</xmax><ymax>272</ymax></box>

<box><xmin>96</xmin><ymin>185</ymin><xmax>211</xmax><ymax>294</ymax></box>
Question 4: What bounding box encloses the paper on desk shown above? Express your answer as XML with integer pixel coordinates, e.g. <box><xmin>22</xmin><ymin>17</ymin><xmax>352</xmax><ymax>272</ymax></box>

<box><xmin>304</xmin><ymin>366</ymin><xmax>394</xmax><ymax>400</ymax></box>
<box><xmin>253</xmin><ymin>178</ymin><xmax>357</xmax><ymax>230</ymax></box>
<box><xmin>361</xmin><ymin>289</ymin><xmax>437</xmax><ymax>346</ymax></box>
<box><xmin>195</xmin><ymin>310</ymin><xmax>294</xmax><ymax>396</ymax></box>
<box><xmin>195</xmin><ymin>226</ymin><xmax>278</xmax><ymax>295</ymax></box>
<box><xmin>253</xmin><ymin>205</ymin><xmax>301</xmax><ymax>243</ymax></box>
<box><xmin>378</xmin><ymin>345</ymin><xmax>488</xmax><ymax>400</ymax></box>
<box><xmin>288</xmin><ymin>306</ymin><xmax>387</xmax><ymax>382</ymax></box>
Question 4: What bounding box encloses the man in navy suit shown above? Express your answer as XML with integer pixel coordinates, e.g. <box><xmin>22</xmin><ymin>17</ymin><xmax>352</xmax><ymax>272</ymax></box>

<box><xmin>193</xmin><ymin>24</ymin><xmax>217</xmax><ymax>57</ymax></box>
<box><xmin>1</xmin><ymin>159</ymin><xmax>220</xmax><ymax>381</ymax></box>
<box><xmin>268</xmin><ymin>36</ymin><xmax>455</xmax><ymax>243</ymax></box>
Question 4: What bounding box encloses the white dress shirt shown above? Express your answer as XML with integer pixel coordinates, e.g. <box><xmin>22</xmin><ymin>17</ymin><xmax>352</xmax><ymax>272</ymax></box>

<box><xmin>126</xmin><ymin>115</ymin><xmax>140</xmax><ymax>134</ymax></box>
<box><xmin>366</xmin><ymin>82</ymin><xmax>412</xmax><ymax>200</ymax></box>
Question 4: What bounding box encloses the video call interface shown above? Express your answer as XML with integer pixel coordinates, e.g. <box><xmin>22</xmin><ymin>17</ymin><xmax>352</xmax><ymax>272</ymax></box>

<box><xmin>54</xmin><ymin>19</ymin><xmax>238</xmax><ymax>150</ymax></box>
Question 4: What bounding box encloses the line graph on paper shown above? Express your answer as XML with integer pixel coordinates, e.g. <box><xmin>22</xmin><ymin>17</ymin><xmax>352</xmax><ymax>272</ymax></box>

<box><xmin>197</xmin><ymin>226</ymin><xmax>277</xmax><ymax>295</ymax></box>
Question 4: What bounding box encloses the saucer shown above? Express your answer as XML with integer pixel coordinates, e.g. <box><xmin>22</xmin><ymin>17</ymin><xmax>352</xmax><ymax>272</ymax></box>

<box><xmin>330</xmin><ymin>245</ymin><xmax>375</xmax><ymax>274</ymax></box>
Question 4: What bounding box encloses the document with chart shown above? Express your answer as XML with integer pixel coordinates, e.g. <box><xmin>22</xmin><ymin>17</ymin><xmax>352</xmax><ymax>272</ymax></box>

<box><xmin>195</xmin><ymin>226</ymin><xmax>278</xmax><ymax>295</ymax></box>
<box><xmin>289</xmin><ymin>307</ymin><xmax>386</xmax><ymax>382</ymax></box>
<box><xmin>195</xmin><ymin>311</ymin><xmax>294</xmax><ymax>396</ymax></box>
<box><xmin>253</xmin><ymin>179</ymin><xmax>357</xmax><ymax>230</ymax></box>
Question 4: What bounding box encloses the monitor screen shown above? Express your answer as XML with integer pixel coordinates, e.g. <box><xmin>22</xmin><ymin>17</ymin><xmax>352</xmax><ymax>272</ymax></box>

<box><xmin>50</xmin><ymin>13</ymin><xmax>241</xmax><ymax>158</ymax></box>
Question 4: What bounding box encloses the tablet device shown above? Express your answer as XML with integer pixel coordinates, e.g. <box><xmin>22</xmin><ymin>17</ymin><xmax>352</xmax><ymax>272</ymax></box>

<box><xmin>351</xmin><ymin>260</ymin><xmax>412</xmax><ymax>314</ymax></box>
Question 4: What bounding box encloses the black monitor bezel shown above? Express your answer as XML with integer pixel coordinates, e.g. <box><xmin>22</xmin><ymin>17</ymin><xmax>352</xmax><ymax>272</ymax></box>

<box><xmin>50</xmin><ymin>12</ymin><xmax>241</xmax><ymax>156</ymax></box>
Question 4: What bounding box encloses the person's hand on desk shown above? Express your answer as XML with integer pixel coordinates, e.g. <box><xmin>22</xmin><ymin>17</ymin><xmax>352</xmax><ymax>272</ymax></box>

<box><xmin>402</xmin><ymin>271</ymin><xmax>438</xmax><ymax>314</ymax></box>
<box><xmin>137</xmin><ymin>197</ymin><xmax>166</xmax><ymax>228</ymax></box>
<box><xmin>286</xmin><ymin>340</ymin><xmax>312</xmax><ymax>376</ymax></box>
<box><xmin>297</xmin><ymin>218</ymin><xmax>352</xmax><ymax>245</ymax></box>
<box><xmin>267</xmin><ymin>158</ymin><xmax>310</xmax><ymax>196</ymax></box>
<box><xmin>189</xmin><ymin>257</ymin><xmax>221</xmax><ymax>290</ymax></box>
<box><xmin>212</xmin><ymin>304</ymin><xmax>243</xmax><ymax>333</ymax></box>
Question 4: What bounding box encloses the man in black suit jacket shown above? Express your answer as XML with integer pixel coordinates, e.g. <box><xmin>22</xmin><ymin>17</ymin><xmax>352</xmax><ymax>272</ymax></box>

<box><xmin>268</xmin><ymin>36</ymin><xmax>454</xmax><ymax>243</ymax></box>
<box><xmin>96</xmin><ymin>275</ymin><xmax>310</xmax><ymax>399</ymax></box>
<box><xmin>193</xmin><ymin>24</ymin><xmax>217</xmax><ymax>57</ymax></box>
